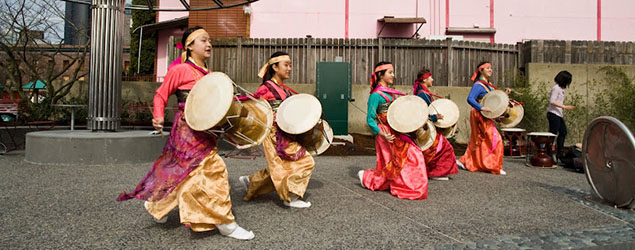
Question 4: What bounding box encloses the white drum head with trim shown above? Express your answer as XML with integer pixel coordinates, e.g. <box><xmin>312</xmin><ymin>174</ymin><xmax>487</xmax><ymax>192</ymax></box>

<box><xmin>528</xmin><ymin>132</ymin><xmax>556</xmax><ymax>137</ymax></box>
<box><xmin>185</xmin><ymin>72</ymin><xmax>235</xmax><ymax>131</ymax></box>
<box><xmin>276</xmin><ymin>93</ymin><xmax>322</xmax><ymax>134</ymax></box>
<box><xmin>501</xmin><ymin>128</ymin><xmax>526</xmax><ymax>132</ymax></box>
<box><xmin>429</xmin><ymin>99</ymin><xmax>459</xmax><ymax>128</ymax></box>
<box><xmin>480</xmin><ymin>90</ymin><xmax>509</xmax><ymax>119</ymax></box>
<box><xmin>387</xmin><ymin>95</ymin><xmax>429</xmax><ymax>133</ymax></box>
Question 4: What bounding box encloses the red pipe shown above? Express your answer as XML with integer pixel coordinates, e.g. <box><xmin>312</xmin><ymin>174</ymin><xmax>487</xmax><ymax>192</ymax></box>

<box><xmin>490</xmin><ymin>0</ymin><xmax>495</xmax><ymax>43</ymax></box>
<box><xmin>345</xmin><ymin>0</ymin><xmax>349</xmax><ymax>39</ymax></box>
<box><xmin>597</xmin><ymin>0</ymin><xmax>601</xmax><ymax>41</ymax></box>
<box><xmin>445</xmin><ymin>0</ymin><xmax>449</xmax><ymax>29</ymax></box>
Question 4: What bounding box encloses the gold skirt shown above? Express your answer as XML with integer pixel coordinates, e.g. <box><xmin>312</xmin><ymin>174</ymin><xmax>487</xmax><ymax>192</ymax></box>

<box><xmin>144</xmin><ymin>149</ymin><xmax>235</xmax><ymax>232</ymax></box>
<box><xmin>244</xmin><ymin>126</ymin><xmax>315</xmax><ymax>202</ymax></box>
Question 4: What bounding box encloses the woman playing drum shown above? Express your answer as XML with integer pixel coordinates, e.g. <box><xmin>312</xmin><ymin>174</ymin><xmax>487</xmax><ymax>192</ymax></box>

<box><xmin>116</xmin><ymin>27</ymin><xmax>254</xmax><ymax>240</ymax></box>
<box><xmin>458</xmin><ymin>61</ymin><xmax>510</xmax><ymax>175</ymax></box>
<box><xmin>358</xmin><ymin>62</ymin><xmax>429</xmax><ymax>200</ymax></box>
<box><xmin>413</xmin><ymin>68</ymin><xmax>458</xmax><ymax>180</ymax></box>
<box><xmin>239</xmin><ymin>51</ymin><xmax>315</xmax><ymax>208</ymax></box>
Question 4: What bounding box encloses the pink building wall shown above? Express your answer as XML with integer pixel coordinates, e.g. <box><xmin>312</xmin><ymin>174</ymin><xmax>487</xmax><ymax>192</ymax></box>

<box><xmin>153</xmin><ymin>0</ymin><xmax>635</xmax><ymax>80</ymax></box>
<box><xmin>156</xmin><ymin>0</ymin><xmax>189</xmax><ymax>22</ymax></box>
<box><xmin>155</xmin><ymin>0</ymin><xmax>188</xmax><ymax>81</ymax></box>
<box><xmin>249</xmin><ymin>0</ymin><xmax>635</xmax><ymax>43</ymax></box>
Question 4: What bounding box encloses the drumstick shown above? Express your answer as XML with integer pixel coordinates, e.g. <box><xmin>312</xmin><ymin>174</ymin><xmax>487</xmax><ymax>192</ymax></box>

<box><xmin>429</xmin><ymin>102</ymin><xmax>441</xmax><ymax>116</ymax></box>
<box><xmin>347</xmin><ymin>99</ymin><xmax>393</xmax><ymax>138</ymax></box>
<box><xmin>146</xmin><ymin>103</ymin><xmax>164</xmax><ymax>137</ymax></box>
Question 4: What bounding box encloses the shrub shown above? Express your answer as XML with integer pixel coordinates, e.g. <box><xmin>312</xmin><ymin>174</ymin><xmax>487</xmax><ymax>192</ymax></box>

<box><xmin>590</xmin><ymin>66</ymin><xmax>635</xmax><ymax>130</ymax></box>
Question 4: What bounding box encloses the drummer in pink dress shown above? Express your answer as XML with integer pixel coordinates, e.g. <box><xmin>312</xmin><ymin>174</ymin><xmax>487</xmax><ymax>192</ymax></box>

<box><xmin>413</xmin><ymin>68</ymin><xmax>458</xmax><ymax>180</ymax></box>
<box><xmin>358</xmin><ymin>61</ymin><xmax>429</xmax><ymax>200</ymax></box>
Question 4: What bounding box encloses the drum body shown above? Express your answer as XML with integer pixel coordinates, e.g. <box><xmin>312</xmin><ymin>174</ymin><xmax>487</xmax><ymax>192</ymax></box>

<box><xmin>438</xmin><ymin>124</ymin><xmax>457</xmax><ymax>139</ymax></box>
<box><xmin>500</xmin><ymin>101</ymin><xmax>524</xmax><ymax>128</ymax></box>
<box><xmin>527</xmin><ymin>132</ymin><xmax>557</xmax><ymax>167</ymax></box>
<box><xmin>414</xmin><ymin>120</ymin><xmax>437</xmax><ymax>151</ymax></box>
<box><xmin>583</xmin><ymin>116</ymin><xmax>635</xmax><ymax>208</ymax></box>
<box><xmin>297</xmin><ymin>119</ymin><xmax>334</xmax><ymax>156</ymax></box>
<box><xmin>184</xmin><ymin>72</ymin><xmax>274</xmax><ymax>149</ymax></box>
<box><xmin>222</xmin><ymin>99</ymin><xmax>274</xmax><ymax>149</ymax></box>
<box><xmin>501</xmin><ymin>128</ymin><xmax>527</xmax><ymax>157</ymax></box>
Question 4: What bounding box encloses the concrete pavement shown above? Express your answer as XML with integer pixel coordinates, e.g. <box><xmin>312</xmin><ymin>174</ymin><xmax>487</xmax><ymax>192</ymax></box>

<box><xmin>0</xmin><ymin>150</ymin><xmax>633</xmax><ymax>249</ymax></box>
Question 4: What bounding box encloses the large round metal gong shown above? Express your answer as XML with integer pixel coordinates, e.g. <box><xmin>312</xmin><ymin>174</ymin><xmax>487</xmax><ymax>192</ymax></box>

<box><xmin>62</xmin><ymin>0</ymin><xmax>258</xmax><ymax>11</ymax></box>
<box><xmin>583</xmin><ymin>116</ymin><xmax>635</xmax><ymax>208</ymax></box>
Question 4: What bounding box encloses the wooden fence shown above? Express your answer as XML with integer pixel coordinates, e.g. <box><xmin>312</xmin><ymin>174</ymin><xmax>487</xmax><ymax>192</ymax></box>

<box><xmin>519</xmin><ymin>40</ymin><xmax>635</xmax><ymax>67</ymax></box>
<box><xmin>168</xmin><ymin>38</ymin><xmax>635</xmax><ymax>87</ymax></box>
<box><xmin>168</xmin><ymin>37</ymin><xmax>519</xmax><ymax>87</ymax></box>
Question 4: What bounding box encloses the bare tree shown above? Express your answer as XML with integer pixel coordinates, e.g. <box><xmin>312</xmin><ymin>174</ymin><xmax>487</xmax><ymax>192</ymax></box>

<box><xmin>0</xmin><ymin>0</ymin><xmax>89</xmax><ymax>117</ymax></box>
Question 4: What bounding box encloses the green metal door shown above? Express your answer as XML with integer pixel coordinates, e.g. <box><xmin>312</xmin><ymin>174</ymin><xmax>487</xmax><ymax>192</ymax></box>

<box><xmin>316</xmin><ymin>62</ymin><xmax>351</xmax><ymax>135</ymax></box>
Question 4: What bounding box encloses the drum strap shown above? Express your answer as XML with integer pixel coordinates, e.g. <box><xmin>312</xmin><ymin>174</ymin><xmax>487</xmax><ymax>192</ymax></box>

<box><xmin>476</xmin><ymin>80</ymin><xmax>496</xmax><ymax>92</ymax></box>
<box><xmin>274</xmin><ymin>80</ymin><xmax>299</xmax><ymax>95</ymax></box>
<box><xmin>415</xmin><ymin>83</ymin><xmax>443</xmax><ymax>100</ymax></box>
<box><xmin>263</xmin><ymin>80</ymin><xmax>287</xmax><ymax>100</ymax></box>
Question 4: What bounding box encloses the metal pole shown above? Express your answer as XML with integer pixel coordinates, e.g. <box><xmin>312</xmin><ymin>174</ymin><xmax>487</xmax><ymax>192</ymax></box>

<box><xmin>71</xmin><ymin>108</ymin><xmax>75</xmax><ymax>131</ymax></box>
<box><xmin>137</xmin><ymin>27</ymin><xmax>142</xmax><ymax>74</ymax></box>
<box><xmin>87</xmin><ymin>0</ymin><xmax>124</xmax><ymax>131</ymax></box>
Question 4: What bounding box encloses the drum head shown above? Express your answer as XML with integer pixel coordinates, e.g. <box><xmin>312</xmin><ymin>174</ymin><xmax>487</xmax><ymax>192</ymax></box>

<box><xmin>312</xmin><ymin>120</ymin><xmax>334</xmax><ymax>156</ymax></box>
<box><xmin>429</xmin><ymin>99</ymin><xmax>460</xmax><ymax>128</ymax></box>
<box><xmin>185</xmin><ymin>72</ymin><xmax>235</xmax><ymax>131</ymax></box>
<box><xmin>277</xmin><ymin>93</ymin><xmax>322</xmax><ymax>134</ymax></box>
<box><xmin>415</xmin><ymin>120</ymin><xmax>437</xmax><ymax>151</ymax></box>
<box><xmin>528</xmin><ymin>132</ymin><xmax>556</xmax><ymax>137</ymax></box>
<box><xmin>480</xmin><ymin>90</ymin><xmax>509</xmax><ymax>119</ymax></box>
<box><xmin>583</xmin><ymin>116</ymin><xmax>635</xmax><ymax>208</ymax></box>
<box><xmin>501</xmin><ymin>102</ymin><xmax>524</xmax><ymax>128</ymax></box>
<box><xmin>501</xmin><ymin>128</ymin><xmax>526</xmax><ymax>132</ymax></box>
<box><xmin>387</xmin><ymin>95</ymin><xmax>429</xmax><ymax>133</ymax></box>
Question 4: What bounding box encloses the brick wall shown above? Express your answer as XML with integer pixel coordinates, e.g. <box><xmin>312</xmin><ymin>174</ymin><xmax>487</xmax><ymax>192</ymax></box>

<box><xmin>189</xmin><ymin>1</ymin><xmax>250</xmax><ymax>38</ymax></box>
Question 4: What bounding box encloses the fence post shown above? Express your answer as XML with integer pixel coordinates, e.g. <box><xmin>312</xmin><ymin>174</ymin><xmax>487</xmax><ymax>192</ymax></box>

<box><xmin>564</xmin><ymin>40</ymin><xmax>572</xmax><ymax>64</ymax></box>
<box><xmin>236</xmin><ymin>36</ymin><xmax>243</xmax><ymax>82</ymax></box>
<box><xmin>536</xmin><ymin>40</ymin><xmax>545</xmax><ymax>63</ymax></box>
<box><xmin>306</xmin><ymin>35</ymin><xmax>314</xmax><ymax>83</ymax></box>
<box><xmin>446</xmin><ymin>38</ymin><xmax>454</xmax><ymax>87</ymax></box>
<box><xmin>378</xmin><ymin>37</ymin><xmax>384</xmax><ymax>61</ymax></box>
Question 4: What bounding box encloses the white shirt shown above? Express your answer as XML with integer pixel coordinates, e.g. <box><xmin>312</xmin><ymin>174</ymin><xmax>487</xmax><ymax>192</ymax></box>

<box><xmin>547</xmin><ymin>84</ymin><xmax>565</xmax><ymax>117</ymax></box>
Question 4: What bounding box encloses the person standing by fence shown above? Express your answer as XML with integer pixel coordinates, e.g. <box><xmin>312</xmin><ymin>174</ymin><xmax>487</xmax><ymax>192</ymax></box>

<box><xmin>413</xmin><ymin>68</ymin><xmax>458</xmax><ymax>180</ymax></box>
<box><xmin>458</xmin><ymin>61</ymin><xmax>509</xmax><ymax>175</ymax></box>
<box><xmin>547</xmin><ymin>70</ymin><xmax>574</xmax><ymax>161</ymax></box>
<box><xmin>358</xmin><ymin>61</ymin><xmax>429</xmax><ymax>200</ymax></box>
<box><xmin>117</xmin><ymin>26</ymin><xmax>255</xmax><ymax>240</ymax></box>
<box><xmin>239</xmin><ymin>51</ymin><xmax>315</xmax><ymax>208</ymax></box>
